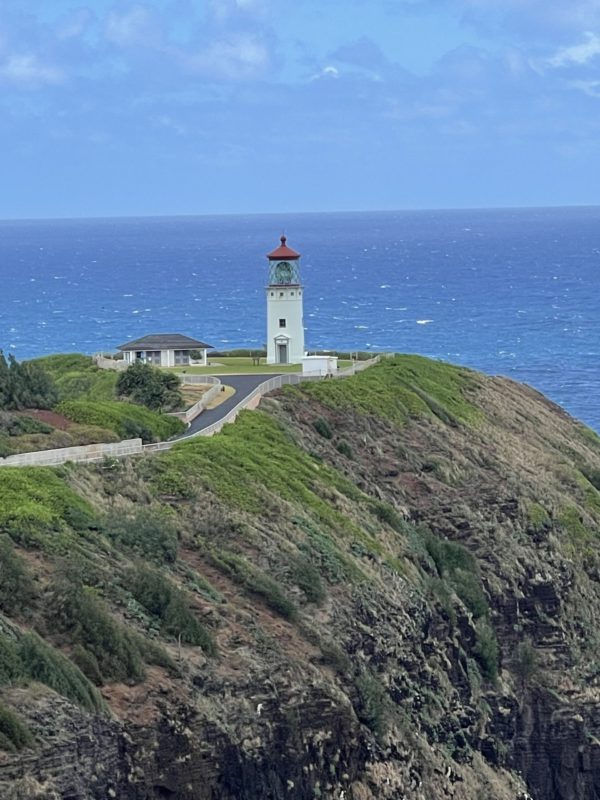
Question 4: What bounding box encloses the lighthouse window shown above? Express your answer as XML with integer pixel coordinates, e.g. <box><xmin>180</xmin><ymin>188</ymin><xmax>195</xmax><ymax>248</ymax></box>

<box><xmin>279</xmin><ymin>292</ymin><xmax>284</xmax><ymax>297</ymax></box>
<box><xmin>291</xmin><ymin>291</ymin><xmax>294</xmax><ymax>296</ymax></box>
<box><xmin>270</xmin><ymin>292</ymin><xmax>274</xmax><ymax>297</ymax></box>
<box><xmin>279</xmin><ymin>318</ymin><xmax>286</xmax><ymax>328</ymax></box>
<box><xmin>298</xmin><ymin>291</ymin><xmax>302</xmax><ymax>296</ymax></box>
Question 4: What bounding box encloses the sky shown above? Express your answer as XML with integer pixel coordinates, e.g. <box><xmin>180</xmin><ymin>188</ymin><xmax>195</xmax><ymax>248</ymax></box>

<box><xmin>2</xmin><ymin>0</ymin><xmax>600</xmax><ymax>218</ymax></box>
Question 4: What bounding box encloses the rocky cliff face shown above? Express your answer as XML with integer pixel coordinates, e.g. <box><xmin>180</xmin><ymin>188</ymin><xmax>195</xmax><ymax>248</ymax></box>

<box><xmin>1</xmin><ymin>355</ymin><xmax>600</xmax><ymax>800</ymax></box>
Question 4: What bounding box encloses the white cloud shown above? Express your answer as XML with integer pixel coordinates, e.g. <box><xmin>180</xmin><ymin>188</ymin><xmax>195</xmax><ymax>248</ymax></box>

<box><xmin>0</xmin><ymin>55</ymin><xmax>64</xmax><ymax>86</ymax></box>
<box><xmin>548</xmin><ymin>32</ymin><xmax>600</xmax><ymax>67</ymax></box>
<box><xmin>105</xmin><ymin>5</ymin><xmax>162</xmax><ymax>48</ymax></box>
<box><xmin>184</xmin><ymin>34</ymin><xmax>270</xmax><ymax>79</ymax></box>
<box><xmin>310</xmin><ymin>65</ymin><xmax>339</xmax><ymax>81</ymax></box>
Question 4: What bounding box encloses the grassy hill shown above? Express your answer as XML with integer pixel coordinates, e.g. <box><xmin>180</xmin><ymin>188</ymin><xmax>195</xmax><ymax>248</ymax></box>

<box><xmin>1</xmin><ymin>355</ymin><xmax>600</xmax><ymax>799</ymax></box>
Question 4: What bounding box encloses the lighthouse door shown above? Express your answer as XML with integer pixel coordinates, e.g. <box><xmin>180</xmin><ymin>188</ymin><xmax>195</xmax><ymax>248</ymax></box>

<box><xmin>277</xmin><ymin>343</ymin><xmax>289</xmax><ymax>364</ymax></box>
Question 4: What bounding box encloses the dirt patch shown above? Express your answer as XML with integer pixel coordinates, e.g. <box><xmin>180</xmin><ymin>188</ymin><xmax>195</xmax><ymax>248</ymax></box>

<box><xmin>17</xmin><ymin>409</ymin><xmax>73</xmax><ymax>430</ymax></box>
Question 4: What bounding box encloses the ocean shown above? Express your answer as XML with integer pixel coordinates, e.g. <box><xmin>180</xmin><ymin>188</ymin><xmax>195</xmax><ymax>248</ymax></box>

<box><xmin>0</xmin><ymin>207</ymin><xmax>598</xmax><ymax>431</ymax></box>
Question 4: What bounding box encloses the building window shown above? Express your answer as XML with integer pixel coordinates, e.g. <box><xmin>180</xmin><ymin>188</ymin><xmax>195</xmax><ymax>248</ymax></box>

<box><xmin>279</xmin><ymin>292</ymin><xmax>284</xmax><ymax>297</ymax></box>
<box><xmin>291</xmin><ymin>291</ymin><xmax>294</xmax><ymax>296</ymax></box>
<box><xmin>279</xmin><ymin>318</ymin><xmax>286</xmax><ymax>328</ymax></box>
<box><xmin>270</xmin><ymin>292</ymin><xmax>274</xmax><ymax>296</ymax></box>
<box><xmin>298</xmin><ymin>290</ymin><xmax>302</xmax><ymax>296</ymax></box>
<box><xmin>174</xmin><ymin>350</ymin><xmax>189</xmax><ymax>365</ymax></box>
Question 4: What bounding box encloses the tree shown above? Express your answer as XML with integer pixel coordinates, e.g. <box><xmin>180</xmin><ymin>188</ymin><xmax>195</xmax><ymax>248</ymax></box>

<box><xmin>116</xmin><ymin>362</ymin><xmax>182</xmax><ymax>412</ymax></box>
<box><xmin>0</xmin><ymin>351</ymin><xmax>58</xmax><ymax>411</ymax></box>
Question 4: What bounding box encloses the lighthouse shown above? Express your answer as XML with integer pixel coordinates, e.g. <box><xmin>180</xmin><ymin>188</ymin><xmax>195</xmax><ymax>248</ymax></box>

<box><xmin>266</xmin><ymin>235</ymin><xmax>305</xmax><ymax>365</ymax></box>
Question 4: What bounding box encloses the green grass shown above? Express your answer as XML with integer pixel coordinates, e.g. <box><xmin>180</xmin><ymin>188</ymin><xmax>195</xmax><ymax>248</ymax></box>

<box><xmin>129</xmin><ymin>564</ymin><xmax>215</xmax><ymax>653</ymax></box>
<box><xmin>0</xmin><ymin>467</ymin><xmax>96</xmax><ymax>547</ymax></box>
<box><xmin>210</xmin><ymin>549</ymin><xmax>297</xmax><ymax>620</ymax></box>
<box><xmin>57</xmin><ymin>399</ymin><xmax>185</xmax><ymax>443</ymax></box>
<box><xmin>0</xmin><ymin>631</ymin><xmax>105</xmax><ymax>713</ymax></box>
<box><xmin>31</xmin><ymin>354</ymin><xmax>119</xmax><ymax>402</ymax></box>
<box><xmin>299</xmin><ymin>354</ymin><xmax>483</xmax><ymax>428</ymax></box>
<box><xmin>50</xmin><ymin>582</ymin><xmax>146</xmax><ymax>683</ymax></box>
<box><xmin>527</xmin><ymin>502</ymin><xmax>550</xmax><ymax>531</ymax></box>
<box><xmin>163</xmin><ymin>356</ymin><xmax>353</xmax><ymax>375</ymax></box>
<box><xmin>0</xmin><ymin>702</ymin><xmax>33</xmax><ymax>751</ymax></box>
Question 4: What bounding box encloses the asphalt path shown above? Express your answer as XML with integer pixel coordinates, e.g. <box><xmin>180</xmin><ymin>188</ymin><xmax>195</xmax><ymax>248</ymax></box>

<box><xmin>178</xmin><ymin>374</ymin><xmax>280</xmax><ymax>439</ymax></box>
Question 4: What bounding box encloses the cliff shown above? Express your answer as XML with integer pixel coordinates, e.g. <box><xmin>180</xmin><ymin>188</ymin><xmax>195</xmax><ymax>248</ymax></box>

<box><xmin>1</xmin><ymin>355</ymin><xmax>600</xmax><ymax>800</ymax></box>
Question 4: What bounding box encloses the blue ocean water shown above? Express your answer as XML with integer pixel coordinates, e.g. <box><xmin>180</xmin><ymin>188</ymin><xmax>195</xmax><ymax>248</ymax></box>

<box><xmin>0</xmin><ymin>208</ymin><xmax>599</xmax><ymax>430</ymax></box>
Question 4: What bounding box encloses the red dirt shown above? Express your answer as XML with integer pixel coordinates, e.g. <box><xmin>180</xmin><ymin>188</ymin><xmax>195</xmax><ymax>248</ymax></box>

<box><xmin>18</xmin><ymin>409</ymin><xmax>73</xmax><ymax>430</ymax></box>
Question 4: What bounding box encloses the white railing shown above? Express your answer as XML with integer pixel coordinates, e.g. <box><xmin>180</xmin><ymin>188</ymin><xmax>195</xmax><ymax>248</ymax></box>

<box><xmin>1</xmin><ymin>356</ymin><xmax>385</xmax><ymax>467</ymax></box>
<box><xmin>0</xmin><ymin>438</ymin><xmax>143</xmax><ymax>468</ymax></box>
<box><xmin>168</xmin><ymin>378</ymin><xmax>223</xmax><ymax>424</ymax></box>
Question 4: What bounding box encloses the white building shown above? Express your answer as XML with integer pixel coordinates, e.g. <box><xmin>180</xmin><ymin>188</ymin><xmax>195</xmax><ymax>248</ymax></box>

<box><xmin>265</xmin><ymin>235</ymin><xmax>305</xmax><ymax>365</ymax></box>
<box><xmin>117</xmin><ymin>333</ymin><xmax>213</xmax><ymax>367</ymax></box>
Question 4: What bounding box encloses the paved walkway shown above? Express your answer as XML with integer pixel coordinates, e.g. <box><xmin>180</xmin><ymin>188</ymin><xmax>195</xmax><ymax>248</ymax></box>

<box><xmin>179</xmin><ymin>374</ymin><xmax>280</xmax><ymax>438</ymax></box>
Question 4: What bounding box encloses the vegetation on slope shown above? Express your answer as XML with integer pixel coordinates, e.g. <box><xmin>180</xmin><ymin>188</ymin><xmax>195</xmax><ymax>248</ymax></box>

<box><xmin>57</xmin><ymin>399</ymin><xmax>184</xmax><ymax>443</ymax></box>
<box><xmin>2</xmin><ymin>353</ymin><xmax>600</xmax><ymax>800</ymax></box>
<box><xmin>299</xmin><ymin>354</ymin><xmax>483</xmax><ymax>427</ymax></box>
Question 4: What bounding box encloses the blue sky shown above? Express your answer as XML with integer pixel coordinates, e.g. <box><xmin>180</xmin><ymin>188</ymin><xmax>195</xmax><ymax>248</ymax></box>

<box><xmin>2</xmin><ymin>0</ymin><xmax>600</xmax><ymax>217</ymax></box>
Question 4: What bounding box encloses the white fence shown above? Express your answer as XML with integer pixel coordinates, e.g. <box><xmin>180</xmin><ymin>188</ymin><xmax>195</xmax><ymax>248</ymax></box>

<box><xmin>168</xmin><ymin>377</ymin><xmax>223</xmax><ymax>424</ymax></box>
<box><xmin>0</xmin><ymin>439</ymin><xmax>143</xmax><ymax>468</ymax></box>
<box><xmin>0</xmin><ymin>356</ymin><xmax>383</xmax><ymax>468</ymax></box>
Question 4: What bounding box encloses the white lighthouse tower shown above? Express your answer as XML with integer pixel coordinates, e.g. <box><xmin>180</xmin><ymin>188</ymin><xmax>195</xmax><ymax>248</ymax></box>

<box><xmin>266</xmin><ymin>235</ymin><xmax>305</xmax><ymax>365</ymax></box>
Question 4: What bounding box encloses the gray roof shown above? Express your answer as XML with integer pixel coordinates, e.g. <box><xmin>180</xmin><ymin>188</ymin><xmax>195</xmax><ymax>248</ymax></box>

<box><xmin>117</xmin><ymin>333</ymin><xmax>213</xmax><ymax>351</ymax></box>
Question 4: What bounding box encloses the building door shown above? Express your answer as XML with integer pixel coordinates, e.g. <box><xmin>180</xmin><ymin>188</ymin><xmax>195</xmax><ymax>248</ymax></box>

<box><xmin>277</xmin><ymin>343</ymin><xmax>288</xmax><ymax>364</ymax></box>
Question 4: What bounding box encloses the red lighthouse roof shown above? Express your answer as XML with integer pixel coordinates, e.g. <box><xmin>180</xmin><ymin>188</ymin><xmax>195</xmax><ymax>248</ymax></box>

<box><xmin>267</xmin><ymin>235</ymin><xmax>300</xmax><ymax>261</ymax></box>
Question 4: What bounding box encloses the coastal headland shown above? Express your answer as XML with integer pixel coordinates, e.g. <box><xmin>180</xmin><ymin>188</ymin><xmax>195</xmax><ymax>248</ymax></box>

<box><xmin>1</xmin><ymin>354</ymin><xmax>600</xmax><ymax>799</ymax></box>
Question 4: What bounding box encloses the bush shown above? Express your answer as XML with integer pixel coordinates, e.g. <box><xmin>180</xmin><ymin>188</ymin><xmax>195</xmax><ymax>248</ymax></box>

<box><xmin>49</xmin><ymin>583</ymin><xmax>146</xmax><ymax>683</ymax></box>
<box><xmin>117</xmin><ymin>362</ymin><xmax>183</xmax><ymax>412</ymax></box>
<box><xmin>18</xmin><ymin>632</ymin><xmax>104</xmax><ymax>712</ymax></box>
<box><xmin>291</xmin><ymin>555</ymin><xmax>326</xmax><ymax>604</ymax></box>
<box><xmin>130</xmin><ymin>565</ymin><xmax>215</xmax><ymax>653</ymax></box>
<box><xmin>473</xmin><ymin>620</ymin><xmax>499</xmax><ymax>681</ymax></box>
<box><xmin>423</xmin><ymin>530</ymin><xmax>488</xmax><ymax>619</ymax></box>
<box><xmin>210</xmin><ymin>550</ymin><xmax>297</xmax><ymax>621</ymax></box>
<box><xmin>313</xmin><ymin>417</ymin><xmax>333</xmax><ymax>439</ymax></box>
<box><xmin>103</xmin><ymin>508</ymin><xmax>178</xmax><ymax>563</ymax></box>
<box><xmin>0</xmin><ymin>702</ymin><xmax>33</xmax><ymax>751</ymax></box>
<box><xmin>0</xmin><ymin>352</ymin><xmax>58</xmax><ymax>411</ymax></box>
<box><xmin>0</xmin><ymin>536</ymin><xmax>35</xmax><ymax>613</ymax></box>
<box><xmin>0</xmin><ymin>468</ymin><xmax>96</xmax><ymax>546</ymax></box>
<box><xmin>335</xmin><ymin>440</ymin><xmax>353</xmax><ymax>459</ymax></box>
<box><xmin>514</xmin><ymin>638</ymin><xmax>538</xmax><ymax>686</ymax></box>
<box><xmin>57</xmin><ymin>399</ymin><xmax>184</xmax><ymax>443</ymax></box>
<box><xmin>354</xmin><ymin>670</ymin><xmax>387</xmax><ymax>738</ymax></box>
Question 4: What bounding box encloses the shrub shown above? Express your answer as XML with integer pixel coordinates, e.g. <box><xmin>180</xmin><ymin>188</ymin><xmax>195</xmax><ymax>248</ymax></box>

<box><xmin>313</xmin><ymin>417</ymin><xmax>333</xmax><ymax>439</ymax></box>
<box><xmin>49</xmin><ymin>583</ymin><xmax>146</xmax><ymax>683</ymax></box>
<box><xmin>117</xmin><ymin>362</ymin><xmax>183</xmax><ymax>412</ymax></box>
<box><xmin>70</xmin><ymin>645</ymin><xmax>103</xmax><ymax>687</ymax></box>
<box><xmin>0</xmin><ymin>468</ymin><xmax>96</xmax><ymax>546</ymax></box>
<box><xmin>103</xmin><ymin>508</ymin><xmax>178</xmax><ymax>563</ymax></box>
<box><xmin>514</xmin><ymin>638</ymin><xmax>538</xmax><ymax>686</ymax></box>
<box><xmin>0</xmin><ymin>352</ymin><xmax>58</xmax><ymax>411</ymax></box>
<box><xmin>130</xmin><ymin>565</ymin><xmax>215</xmax><ymax>654</ymax></box>
<box><xmin>291</xmin><ymin>555</ymin><xmax>326</xmax><ymax>604</ymax></box>
<box><xmin>210</xmin><ymin>550</ymin><xmax>297</xmax><ymax>621</ymax></box>
<box><xmin>0</xmin><ymin>636</ymin><xmax>22</xmax><ymax>685</ymax></box>
<box><xmin>18</xmin><ymin>632</ymin><xmax>104</xmax><ymax>712</ymax></box>
<box><xmin>57</xmin><ymin>399</ymin><xmax>184</xmax><ymax>443</ymax></box>
<box><xmin>473</xmin><ymin>621</ymin><xmax>499</xmax><ymax>681</ymax></box>
<box><xmin>0</xmin><ymin>702</ymin><xmax>33</xmax><ymax>752</ymax></box>
<box><xmin>423</xmin><ymin>530</ymin><xmax>488</xmax><ymax>619</ymax></box>
<box><xmin>354</xmin><ymin>670</ymin><xmax>387</xmax><ymax>738</ymax></box>
<box><xmin>335</xmin><ymin>440</ymin><xmax>353</xmax><ymax>459</ymax></box>
<box><xmin>370</xmin><ymin>501</ymin><xmax>408</xmax><ymax>533</ymax></box>
<box><xmin>0</xmin><ymin>536</ymin><xmax>35</xmax><ymax>614</ymax></box>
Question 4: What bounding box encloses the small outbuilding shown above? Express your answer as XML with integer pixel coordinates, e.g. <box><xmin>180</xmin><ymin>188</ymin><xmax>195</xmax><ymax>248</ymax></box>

<box><xmin>117</xmin><ymin>333</ymin><xmax>213</xmax><ymax>367</ymax></box>
<box><xmin>301</xmin><ymin>355</ymin><xmax>338</xmax><ymax>376</ymax></box>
